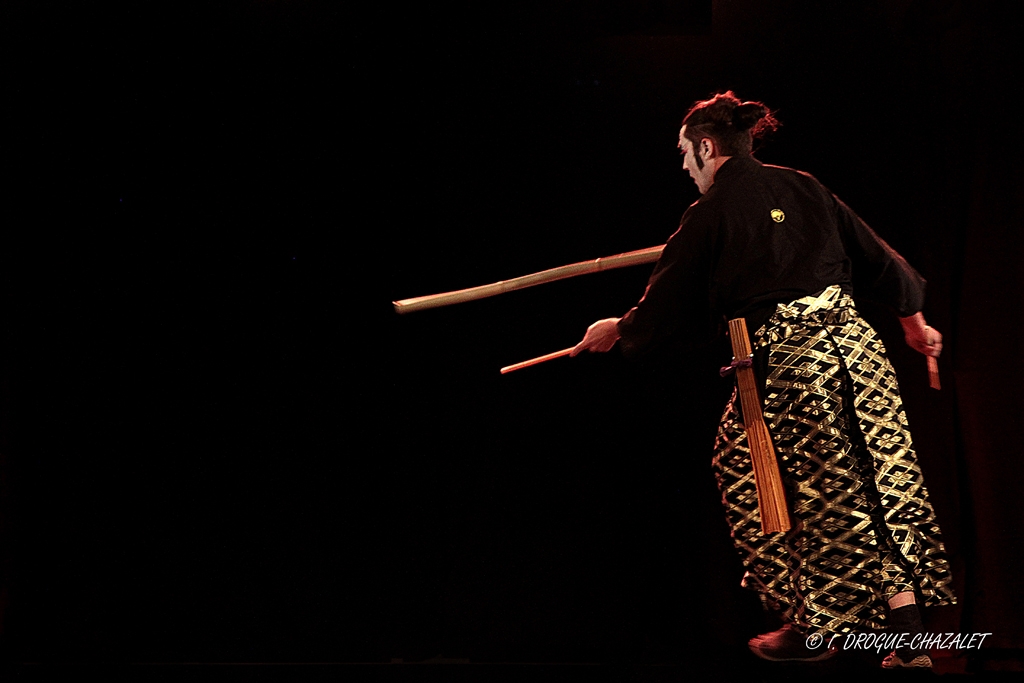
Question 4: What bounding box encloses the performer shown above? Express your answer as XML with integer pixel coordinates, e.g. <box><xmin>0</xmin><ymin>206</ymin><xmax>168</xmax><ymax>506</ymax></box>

<box><xmin>572</xmin><ymin>92</ymin><xmax>955</xmax><ymax>668</ymax></box>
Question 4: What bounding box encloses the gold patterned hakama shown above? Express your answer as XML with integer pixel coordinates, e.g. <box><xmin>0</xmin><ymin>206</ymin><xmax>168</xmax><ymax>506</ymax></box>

<box><xmin>712</xmin><ymin>286</ymin><xmax>956</xmax><ymax>634</ymax></box>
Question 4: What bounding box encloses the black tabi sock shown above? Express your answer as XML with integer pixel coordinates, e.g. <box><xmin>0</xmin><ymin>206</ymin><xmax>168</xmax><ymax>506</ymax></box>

<box><xmin>889</xmin><ymin>604</ymin><xmax>925</xmax><ymax>657</ymax></box>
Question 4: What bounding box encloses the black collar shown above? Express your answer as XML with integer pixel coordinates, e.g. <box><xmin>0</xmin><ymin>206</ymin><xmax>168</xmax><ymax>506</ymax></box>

<box><xmin>713</xmin><ymin>155</ymin><xmax>763</xmax><ymax>184</ymax></box>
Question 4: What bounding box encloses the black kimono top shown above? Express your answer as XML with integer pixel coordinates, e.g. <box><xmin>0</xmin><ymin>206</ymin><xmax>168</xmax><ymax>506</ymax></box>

<box><xmin>616</xmin><ymin>155</ymin><xmax>926</xmax><ymax>359</ymax></box>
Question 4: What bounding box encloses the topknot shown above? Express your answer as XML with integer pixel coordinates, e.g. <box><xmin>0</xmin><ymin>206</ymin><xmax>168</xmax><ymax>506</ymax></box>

<box><xmin>682</xmin><ymin>91</ymin><xmax>779</xmax><ymax>157</ymax></box>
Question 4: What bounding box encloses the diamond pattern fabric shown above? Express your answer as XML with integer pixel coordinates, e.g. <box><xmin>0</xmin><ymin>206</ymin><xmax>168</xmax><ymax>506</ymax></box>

<box><xmin>712</xmin><ymin>286</ymin><xmax>956</xmax><ymax>634</ymax></box>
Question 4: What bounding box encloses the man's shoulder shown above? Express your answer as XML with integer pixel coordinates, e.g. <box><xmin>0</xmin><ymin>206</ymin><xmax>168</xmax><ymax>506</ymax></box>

<box><xmin>715</xmin><ymin>158</ymin><xmax>825</xmax><ymax>192</ymax></box>
<box><xmin>757</xmin><ymin>163</ymin><xmax>838</xmax><ymax>202</ymax></box>
<box><xmin>681</xmin><ymin>196</ymin><xmax>715</xmax><ymax>221</ymax></box>
<box><xmin>761</xmin><ymin>163</ymin><xmax>822</xmax><ymax>184</ymax></box>
<box><xmin>671</xmin><ymin>198</ymin><xmax>718</xmax><ymax>242</ymax></box>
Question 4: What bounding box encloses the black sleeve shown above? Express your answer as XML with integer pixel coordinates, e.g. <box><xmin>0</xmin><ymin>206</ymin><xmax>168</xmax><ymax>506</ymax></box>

<box><xmin>616</xmin><ymin>204</ymin><xmax>714</xmax><ymax>360</ymax></box>
<box><xmin>832</xmin><ymin>193</ymin><xmax>926</xmax><ymax>317</ymax></box>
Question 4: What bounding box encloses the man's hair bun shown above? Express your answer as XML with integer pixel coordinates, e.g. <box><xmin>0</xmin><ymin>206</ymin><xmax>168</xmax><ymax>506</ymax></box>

<box><xmin>733</xmin><ymin>102</ymin><xmax>768</xmax><ymax>131</ymax></box>
<box><xmin>682</xmin><ymin>91</ymin><xmax>779</xmax><ymax>157</ymax></box>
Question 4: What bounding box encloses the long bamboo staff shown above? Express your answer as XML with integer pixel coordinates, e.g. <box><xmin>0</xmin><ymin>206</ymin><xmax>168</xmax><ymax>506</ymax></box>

<box><xmin>393</xmin><ymin>245</ymin><xmax>665</xmax><ymax>314</ymax></box>
<box><xmin>727</xmin><ymin>318</ymin><xmax>792</xmax><ymax>535</ymax></box>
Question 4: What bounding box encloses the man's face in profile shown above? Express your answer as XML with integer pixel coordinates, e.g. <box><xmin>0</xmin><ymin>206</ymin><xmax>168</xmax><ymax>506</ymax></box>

<box><xmin>678</xmin><ymin>125</ymin><xmax>713</xmax><ymax>194</ymax></box>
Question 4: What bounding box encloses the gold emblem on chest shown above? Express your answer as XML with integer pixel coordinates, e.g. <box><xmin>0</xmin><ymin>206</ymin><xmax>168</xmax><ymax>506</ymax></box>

<box><xmin>771</xmin><ymin>209</ymin><xmax>785</xmax><ymax>223</ymax></box>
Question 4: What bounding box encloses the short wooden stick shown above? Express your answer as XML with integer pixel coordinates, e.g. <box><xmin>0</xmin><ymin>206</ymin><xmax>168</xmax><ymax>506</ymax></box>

<box><xmin>927</xmin><ymin>356</ymin><xmax>940</xmax><ymax>390</ymax></box>
<box><xmin>500</xmin><ymin>347</ymin><xmax>575</xmax><ymax>374</ymax></box>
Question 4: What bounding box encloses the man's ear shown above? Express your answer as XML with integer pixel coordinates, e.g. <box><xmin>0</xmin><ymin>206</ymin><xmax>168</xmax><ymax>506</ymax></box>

<box><xmin>700</xmin><ymin>137</ymin><xmax>716</xmax><ymax>160</ymax></box>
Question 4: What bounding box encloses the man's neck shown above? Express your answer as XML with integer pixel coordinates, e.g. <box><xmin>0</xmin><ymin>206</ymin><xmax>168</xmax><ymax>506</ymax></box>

<box><xmin>704</xmin><ymin>155</ymin><xmax>733</xmax><ymax>190</ymax></box>
<box><xmin>711</xmin><ymin>155</ymin><xmax>733</xmax><ymax>175</ymax></box>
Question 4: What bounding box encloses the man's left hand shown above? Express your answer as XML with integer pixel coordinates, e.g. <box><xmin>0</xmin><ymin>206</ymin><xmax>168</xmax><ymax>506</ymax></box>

<box><xmin>900</xmin><ymin>312</ymin><xmax>942</xmax><ymax>357</ymax></box>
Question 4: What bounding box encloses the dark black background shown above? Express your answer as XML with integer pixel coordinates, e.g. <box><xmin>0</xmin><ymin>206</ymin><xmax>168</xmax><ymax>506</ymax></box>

<box><xmin>5</xmin><ymin>0</ymin><xmax>1022</xmax><ymax>675</ymax></box>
